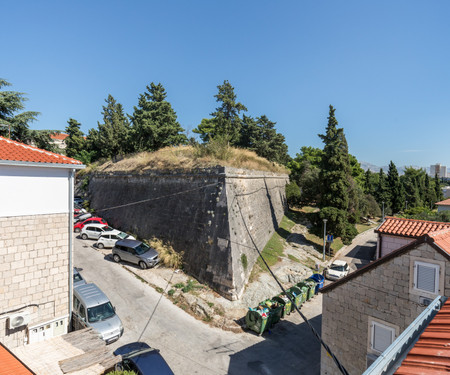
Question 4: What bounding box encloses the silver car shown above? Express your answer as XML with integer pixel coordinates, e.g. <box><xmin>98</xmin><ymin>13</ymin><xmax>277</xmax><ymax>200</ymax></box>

<box><xmin>73</xmin><ymin>267</ymin><xmax>86</xmax><ymax>288</ymax></box>
<box><xmin>112</xmin><ymin>239</ymin><xmax>159</xmax><ymax>269</ymax></box>
<box><xmin>72</xmin><ymin>283</ymin><xmax>123</xmax><ymax>344</ymax></box>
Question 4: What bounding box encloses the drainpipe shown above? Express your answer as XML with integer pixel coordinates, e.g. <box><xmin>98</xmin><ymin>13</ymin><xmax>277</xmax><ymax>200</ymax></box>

<box><xmin>68</xmin><ymin>169</ymin><xmax>74</xmax><ymax>329</ymax></box>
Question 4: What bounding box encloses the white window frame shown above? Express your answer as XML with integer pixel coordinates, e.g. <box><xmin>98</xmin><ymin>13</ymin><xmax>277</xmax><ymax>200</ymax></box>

<box><xmin>370</xmin><ymin>321</ymin><xmax>396</xmax><ymax>354</ymax></box>
<box><xmin>413</xmin><ymin>261</ymin><xmax>439</xmax><ymax>295</ymax></box>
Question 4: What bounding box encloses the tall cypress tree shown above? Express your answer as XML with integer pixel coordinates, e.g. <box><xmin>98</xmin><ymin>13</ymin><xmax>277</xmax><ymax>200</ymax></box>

<box><xmin>387</xmin><ymin>161</ymin><xmax>404</xmax><ymax>213</ymax></box>
<box><xmin>65</xmin><ymin>118</ymin><xmax>85</xmax><ymax>158</ymax></box>
<box><xmin>318</xmin><ymin>105</ymin><xmax>351</xmax><ymax>210</ymax></box>
<box><xmin>131</xmin><ymin>83</ymin><xmax>187</xmax><ymax>152</ymax></box>
<box><xmin>434</xmin><ymin>174</ymin><xmax>444</xmax><ymax>203</ymax></box>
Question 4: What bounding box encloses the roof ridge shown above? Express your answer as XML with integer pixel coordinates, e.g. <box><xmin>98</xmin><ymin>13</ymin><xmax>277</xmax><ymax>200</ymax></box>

<box><xmin>383</xmin><ymin>216</ymin><xmax>450</xmax><ymax>226</ymax></box>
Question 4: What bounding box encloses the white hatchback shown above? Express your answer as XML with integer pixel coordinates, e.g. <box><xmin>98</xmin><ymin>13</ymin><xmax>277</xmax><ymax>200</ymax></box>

<box><xmin>80</xmin><ymin>224</ymin><xmax>115</xmax><ymax>240</ymax></box>
<box><xmin>324</xmin><ymin>260</ymin><xmax>350</xmax><ymax>281</ymax></box>
<box><xmin>96</xmin><ymin>230</ymin><xmax>135</xmax><ymax>249</ymax></box>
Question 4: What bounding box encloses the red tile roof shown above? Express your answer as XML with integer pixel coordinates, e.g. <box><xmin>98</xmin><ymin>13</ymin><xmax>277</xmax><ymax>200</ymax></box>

<box><xmin>50</xmin><ymin>133</ymin><xmax>68</xmax><ymax>141</ymax></box>
<box><xmin>0</xmin><ymin>136</ymin><xmax>83</xmax><ymax>166</ymax></box>
<box><xmin>0</xmin><ymin>343</ymin><xmax>34</xmax><ymax>375</ymax></box>
<box><xmin>429</xmin><ymin>229</ymin><xmax>450</xmax><ymax>256</ymax></box>
<box><xmin>395</xmin><ymin>299</ymin><xmax>450</xmax><ymax>374</ymax></box>
<box><xmin>436</xmin><ymin>198</ymin><xmax>450</xmax><ymax>206</ymax></box>
<box><xmin>376</xmin><ymin>217</ymin><xmax>450</xmax><ymax>238</ymax></box>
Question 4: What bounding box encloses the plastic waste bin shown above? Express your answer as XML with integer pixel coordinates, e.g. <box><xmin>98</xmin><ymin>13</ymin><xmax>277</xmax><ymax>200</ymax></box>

<box><xmin>245</xmin><ymin>306</ymin><xmax>269</xmax><ymax>335</ymax></box>
<box><xmin>308</xmin><ymin>273</ymin><xmax>325</xmax><ymax>294</ymax></box>
<box><xmin>285</xmin><ymin>286</ymin><xmax>304</xmax><ymax>310</ymax></box>
<box><xmin>260</xmin><ymin>299</ymin><xmax>283</xmax><ymax>327</ymax></box>
<box><xmin>296</xmin><ymin>280</ymin><xmax>316</xmax><ymax>301</ymax></box>
<box><xmin>272</xmin><ymin>294</ymin><xmax>292</xmax><ymax>318</ymax></box>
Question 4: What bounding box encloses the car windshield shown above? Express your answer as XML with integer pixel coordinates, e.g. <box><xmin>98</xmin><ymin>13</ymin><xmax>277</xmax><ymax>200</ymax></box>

<box><xmin>73</xmin><ymin>273</ymin><xmax>84</xmax><ymax>283</ymax></box>
<box><xmin>135</xmin><ymin>242</ymin><xmax>151</xmax><ymax>255</ymax></box>
<box><xmin>87</xmin><ymin>302</ymin><xmax>115</xmax><ymax>323</ymax></box>
<box><xmin>330</xmin><ymin>264</ymin><xmax>347</xmax><ymax>272</ymax></box>
<box><xmin>118</xmin><ymin>232</ymin><xmax>128</xmax><ymax>239</ymax></box>
<box><xmin>102</xmin><ymin>226</ymin><xmax>114</xmax><ymax>232</ymax></box>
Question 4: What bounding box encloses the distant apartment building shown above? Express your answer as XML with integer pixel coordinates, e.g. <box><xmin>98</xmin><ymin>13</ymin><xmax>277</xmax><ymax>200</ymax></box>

<box><xmin>430</xmin><ymin>163</ymin><xmax>447</xmax><ymax>178</ymax></box>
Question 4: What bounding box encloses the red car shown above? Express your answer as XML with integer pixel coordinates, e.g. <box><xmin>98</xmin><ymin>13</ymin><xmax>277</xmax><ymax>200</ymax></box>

<box><xmin>74</xmin><ymin>217</ymin><xmax>108</xmax><ymax>233</ymax></box>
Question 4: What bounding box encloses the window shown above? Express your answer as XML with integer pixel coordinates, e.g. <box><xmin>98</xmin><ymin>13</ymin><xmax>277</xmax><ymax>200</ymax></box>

<box><xmin>74</xmin><ymin>296</ymin><xmax>80</xmax><ymax>311</ymax></box>
<box><xmin>79</xmin><ymin>305</ymin><xmax>86</xmax><ymax>321</ymax></box>
<box><xmin>414</xmin><ymin>261</ymin><xmax>439</xmax><ymax>294</ymax></box>
<box><xmin>371</xmin><ymin>321</ymin><xmax>395</xmax><ymax>354</ymax></box>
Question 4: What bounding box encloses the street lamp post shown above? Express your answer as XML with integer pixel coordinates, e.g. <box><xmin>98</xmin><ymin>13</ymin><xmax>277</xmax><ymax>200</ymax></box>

<box><xmin>323</xmin><ymin>219</ymin><xmax>327</xmax><ymax>261</ymax></box>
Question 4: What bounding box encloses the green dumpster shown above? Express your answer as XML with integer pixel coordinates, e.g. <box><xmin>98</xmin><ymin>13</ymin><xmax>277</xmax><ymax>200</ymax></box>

<box><xmin>260</xmin><ymin>299</ymin><xmax>283</xmax><ymax>327</ymax></box>
<box><xmin>245</xmin><ymin>306</ymin><xmax>269</xmax><ymax>335</ymax></box>
<box><xmin>296</xmin><ymin>279</ymin><xmax>316</xmax><ymax>301</ymax></box>
<box><xmin>272</xmin><ymin>294</ymin><xmax>292</xmax><ymax>318</ymax></box>
<box><xmin>285</xmin><ymin>286</ymin><xmax>303</xmax><ymax>310</ymax></box>
<box><xmin>305</xmin><ymin>279</ymin><xmax>318</xmax><ymax>299</ymax></box>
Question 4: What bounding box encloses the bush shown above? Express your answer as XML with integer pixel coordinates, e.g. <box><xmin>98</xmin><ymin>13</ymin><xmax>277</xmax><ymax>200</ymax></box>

<box><xmin>168</xmin><ymin>289</ymin><xmax>175</xmax><ymax>296</ymax></box>
<box><xmin>149</xmin><ymin>238</ymin><xmax>183</xmax><ymax>269</ymax></box>
<box><xmin>341</xmin><ymin>223</ymin><xmax>358</xmax><ymax>245</ymax></box>
<box><xmin>193</xmin><ymin>135</ymin><xmax>233</xmax><ymax>160</ymax></box>
<box><xmin>241</xmin><ymin>254</ymin><xmax>248</xmax><ymax>270</ymax></box>
<box><xmin>285</xmin><ymin>181</ymin><xmax>301</xmax><ymax>207</ymax></box>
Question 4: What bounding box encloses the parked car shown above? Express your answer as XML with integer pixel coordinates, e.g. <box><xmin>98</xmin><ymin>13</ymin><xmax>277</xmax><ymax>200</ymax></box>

<box><xmin>74</xmin><ymin>212</ymin><xmax>92</xmax><ymax>223</ymax></box>
<box><xmin>72</xmin><ymin>283</ymin><xmax>123</xmax><ymax>344</ymax></box>
<box><xmin>112</xmin><ymin>239</ymin><xmax>159</xmax><ymax>269</ymax></box>
<box><xmin>74</xmin><ymin>217</ymin><xmax>108</xmax><ymax>233</ymax></box>
<box><xmin>74</xmin><ymin>196</ymin><xmax>84</xmax><ymax>205</ymax></box>
<box><xmin>113</xmin><ymin>342</ymin><xmax>174</xmax><ymax>375</ymax></box>
<box><xmin>95</xmin><ymin>230</ymin><xmax>135</xmax><ymax>249</ymax></box>
<box><xmin>80</xmin><ymin>224</ymin><xmax>114</xmax><ymax>240</ymax></box>
<box><xmin>323</xmin><ymin>260</ymin><xmax>350</xmax><ymax>281</ymax></box>
<box><xmin>73</xmin><ymin>267</ymin><xmax>86</xmax><ymax>288</ymax></box>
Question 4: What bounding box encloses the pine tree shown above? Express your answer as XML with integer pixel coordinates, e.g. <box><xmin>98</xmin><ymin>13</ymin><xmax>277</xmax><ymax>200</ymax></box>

<box><xmin>194</xmin><ymin>80</ymin><xmax>247</xmax><ymax>144</ymax></box>
<box><xmin>131</xmin><ymin>83</ymin><xmax>187</xmax><ymax>152</ymax></box>
<box><xmin>90</xmin><ymin>95</ymin><xmax>130</xmax><ymax>159</ymax></box>
<box><xmin>387</xmin><ymin>161</ymin><xmax>404</xmax><ymax>213</ymax></box>
<box><xmin>65</xmin><ymin>118</ymin><xmax>86</xmax><ymax>158</ymax></box>
<box><xmin>318</xmin><ymin>105</ymin><xmax>351</xmax><ymax>211</ymax></box>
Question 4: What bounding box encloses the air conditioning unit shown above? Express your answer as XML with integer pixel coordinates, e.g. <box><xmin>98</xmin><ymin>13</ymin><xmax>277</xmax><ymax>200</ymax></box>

<box><xmin>8</xmin><ymin>312</ymin><xmax>30</xmax><ymax>329</ymax></box>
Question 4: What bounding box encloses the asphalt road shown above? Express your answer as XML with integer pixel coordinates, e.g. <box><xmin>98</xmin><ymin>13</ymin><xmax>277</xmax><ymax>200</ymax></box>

<box><xmin>74</xmin><ymin>236</ymin><xmax>324</xmax><ymax>374</ymax></box>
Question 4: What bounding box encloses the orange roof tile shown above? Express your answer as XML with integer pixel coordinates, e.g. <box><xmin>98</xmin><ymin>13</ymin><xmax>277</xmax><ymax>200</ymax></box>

<box><xmin>376</xmin><ymin>217</ymin><xmax>450</xmax><ymax>238</ymax></box>
<box><xmin>0</xmin><ymin>136</ymin><xmax>83</xmax><ymax>166</ymax></box>
<box><xmin>50</xmin><ymin>133</ymin><xmax>68</xmax><ymax>141</ymax></box>
<box><xmin>436</xmin><ymin>198</ymin><xmax>450</xmax><ymax>206</ymax></box>
<box><xmin>428</xmin><ymin>229</ymin><xmax>450</xmax><ymax>256</ymax></box>
<box><xmin>0</xmin><ymin>343</ymin><xmax>34</xmax><ymax>375</ymax></box>
<box><xmin>395</xmin><ymin>299</ymin><xmax>450</xmax><ymax>374</ymax></box>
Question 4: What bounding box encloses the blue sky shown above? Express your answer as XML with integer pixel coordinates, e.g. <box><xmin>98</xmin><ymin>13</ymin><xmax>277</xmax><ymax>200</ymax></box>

<box><xmin>2</xmin><ymin>1</ymin><xmax>449</xmax><ymax>168</ymax></box>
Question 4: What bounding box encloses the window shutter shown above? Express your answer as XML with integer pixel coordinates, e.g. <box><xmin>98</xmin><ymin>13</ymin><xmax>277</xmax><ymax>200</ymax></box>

<box><xmin>416</xmin><ymin>264</ymin><xmax>437</xmax><ymax>293</ymax></box>
<box><xmin>373</xmin><ymin>324</ymin><xmax>393</xmax><ymax>353</ymax></box>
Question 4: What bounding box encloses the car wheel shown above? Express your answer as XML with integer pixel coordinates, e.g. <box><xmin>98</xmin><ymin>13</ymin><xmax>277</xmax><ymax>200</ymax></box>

<box><xmin>97</xmin><ymin>243</ymin><xmax>104</xmax><ymax>249</ymax></box>
<box><xmin>81</xmin><ymin>234</ymin><xmax>88</xmax><ymax>240</ymax></box>
<box><xmin>113</xmin><ymin>254</ymin><xmax>121</xmax><ymax>263</ymax></box>
<box><xmin>139</xmin><ymin>261</ymin><xmax>148</xmax><ymax>270</ymax></box>
<box><xmin>74</xmin><ymin>228</ymin><xmax>81</xmax><ymax>233</ymax></box>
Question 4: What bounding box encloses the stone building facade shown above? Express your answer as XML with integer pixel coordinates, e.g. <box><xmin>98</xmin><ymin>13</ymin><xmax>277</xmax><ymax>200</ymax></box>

<box><xmin>0</xmin><ymin>136</ymin><xmax>83</xmax><ymax>348</ymax></box>
<box><xmin>321</xmin><ymin>231</ymin><xmax>450</xmax><ymax>375</ymax></box>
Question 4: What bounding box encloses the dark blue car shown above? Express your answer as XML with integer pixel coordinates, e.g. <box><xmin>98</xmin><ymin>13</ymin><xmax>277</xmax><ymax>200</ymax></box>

<box><xmin>114</xmin><ymin>342</ymin><xmax>174</xmax><ymax>375</ymax></box>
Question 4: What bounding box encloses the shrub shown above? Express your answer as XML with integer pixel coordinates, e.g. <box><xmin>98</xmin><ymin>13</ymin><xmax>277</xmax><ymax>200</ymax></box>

<box><xmin>149</xmin><ymin>238</ymin><xmax>183</xmax><ymax>269</ymax></box>
<box><xmin>241</xmin><ymin>254</ymin><xmax>248</xmax><ymax>270</ymax></box>
<box><xmin>193</xmin><ymin>135</ymin><xmax>233</xmax><ymax>160</ymax></box>
<box><xmin>174</xmin><ymin>283</ymin><xmax>184</xmax><ymax>289</ymax></box>
<box><xmin>168</xmin><ymin>289</ymin><xmax>175</xmax><ymax>296</ymax></box>
<box><xmin>341</xmin><ymin>223</ymin><xmax>358</xmax><ymax>245</ymax></box>
<box><xmin>285</xmin><ymin>181</ymin><xmax>301</xmax><ymax>207</ymax></box>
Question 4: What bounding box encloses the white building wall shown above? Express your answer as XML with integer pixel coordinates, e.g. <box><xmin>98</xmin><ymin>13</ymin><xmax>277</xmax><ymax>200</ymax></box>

<box><xmin>380</xmin><ymin>234</ymin><xmax>414</xmax><ymax>257</ymax></box>
<box><xmin>437</xmin><ymin>205</ymin><xmax>450</xmax><ymax>212</ymax></box>
<box><xmin>0</xmin><ymin>165</ymin><xmax>70</xmax><ymax>217</ymax></box>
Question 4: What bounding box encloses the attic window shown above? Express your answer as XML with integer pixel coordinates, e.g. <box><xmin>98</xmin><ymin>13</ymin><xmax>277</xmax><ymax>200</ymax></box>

<box><xmin>414</xmin><ymin>261</ymin><xmax>439</xmax><ymax>294</ymax></box>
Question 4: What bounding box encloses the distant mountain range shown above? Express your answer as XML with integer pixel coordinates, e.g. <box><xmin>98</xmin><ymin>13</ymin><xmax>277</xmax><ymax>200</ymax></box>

<box><xmin>359</xmin><ymin>162</ymin><xmax>429</xmax><ymax>175</ymax></box>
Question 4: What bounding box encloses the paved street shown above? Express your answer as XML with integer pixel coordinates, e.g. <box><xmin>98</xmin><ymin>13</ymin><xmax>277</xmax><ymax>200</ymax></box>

<box><xmin>74</xmin><ymin>236</ymin><xmax>323</xmax><ymax>374</ymax></box>
<box><xmin>337</xmin><ymin>228</ymin><xmax>377</xmax><ymax>271</ymax></box>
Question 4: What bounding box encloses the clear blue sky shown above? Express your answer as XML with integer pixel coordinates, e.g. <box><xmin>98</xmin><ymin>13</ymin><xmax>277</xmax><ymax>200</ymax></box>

<box><xmin>2</xmin><ymin>0</ymin><xmax>449</xmax><ymax>169</ymax></box>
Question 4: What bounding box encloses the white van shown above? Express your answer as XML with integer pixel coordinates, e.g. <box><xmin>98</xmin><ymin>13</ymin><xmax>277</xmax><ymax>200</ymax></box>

<box><xmin>72</xmin><ymin>283</ymin><xmax>123</xmax><ymax>344</ymax></box>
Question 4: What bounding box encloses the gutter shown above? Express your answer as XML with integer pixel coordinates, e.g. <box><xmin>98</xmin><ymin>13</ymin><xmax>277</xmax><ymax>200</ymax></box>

<box><xmin>0</xmin><ymin>160</ymin><xmax>85</xmax><ymax>169</ymax></box>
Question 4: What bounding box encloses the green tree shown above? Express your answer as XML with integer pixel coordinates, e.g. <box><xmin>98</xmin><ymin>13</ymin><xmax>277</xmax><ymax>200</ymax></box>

<box><xmin>194</xmin><ymin>80</ymin><xmax>247</xmax><ymax>144</ymax></box>
<box><xmin>89</xmin><ymin>95</ymin><xmax>130</xmax><ymax>160</ymax></box>
<box><xmin>318</xmin><ymin>105</ymin><xmax>352</xmax><ymax>211</ymax></box>
<box><xmin>434</xmin><ymin>174</ymin><xmax>444</xmax><ymax>203</ymax></box>
<box><xmin>239</xmin><ymin>115</ymin><xmax>289</xmax><ymax>164</ymax></box>
<box><xmin>387</xmin><ymin>161</ymin><xmax>404</xmax><ymax>213</ymax></box>
<box><xmin>131</xmin><ymin>83</ymin><xmax>187</xmax><ymax>152</ymax></box>
<box><xmin>424</xmin><ymin>174</ymin><xmax>436</xmax><ymax>209</ymax></box>
<box><xmin>65</xmin><ymin>118</ymin><xmax>86</xmax><ymax>158</ymax></box>
<box><xmin>0</xmin><ymin>79</ymin><xmax>57</xmax><ymax>151</ymax></box>
<box><xmin>349</xmin><ymin>155</ymin><xmax>365</xmax><ymax>188</ymax></box>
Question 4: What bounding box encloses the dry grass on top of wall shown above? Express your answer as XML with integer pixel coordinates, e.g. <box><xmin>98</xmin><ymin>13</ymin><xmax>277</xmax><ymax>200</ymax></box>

<box><xmin>83</xmin><ymin>145</ymin><xmax>289</xmax><ymax>174</ymax></box>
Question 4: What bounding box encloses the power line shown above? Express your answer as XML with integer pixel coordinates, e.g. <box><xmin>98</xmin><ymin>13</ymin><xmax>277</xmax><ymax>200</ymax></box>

<box><xmin>234</xmin><ymin>197</ymin><xmax>350</xmax><ymax>375</ymax></box>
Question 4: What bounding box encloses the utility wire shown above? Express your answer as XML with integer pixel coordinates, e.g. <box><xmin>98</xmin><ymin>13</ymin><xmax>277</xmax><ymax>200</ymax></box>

<box><xmin>235</xmin><ymin>198</ymin><xmax>350</xmax><ymax>375</ymax></box>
